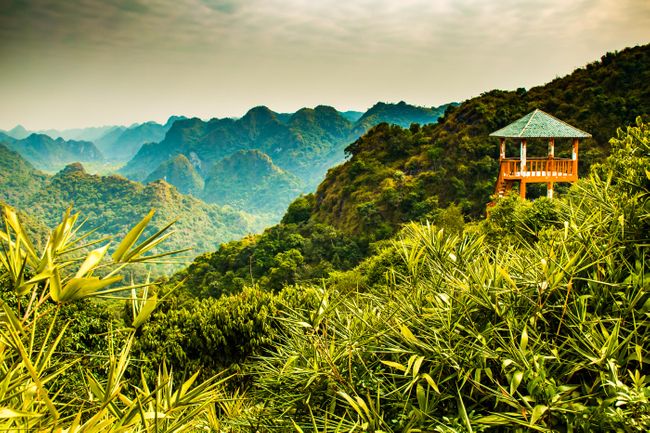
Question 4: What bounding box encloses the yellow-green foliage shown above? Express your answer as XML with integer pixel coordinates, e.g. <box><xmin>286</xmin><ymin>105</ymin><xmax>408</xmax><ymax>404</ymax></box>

<box><xmin>0</xmin><ymin>206</ymin><xmax>232</xmax><ymax>432</ymax></box>
<box><xmin>240</xmin><ymin>119</ymin><xmax>650</xmax><ymax>432</ymax></box>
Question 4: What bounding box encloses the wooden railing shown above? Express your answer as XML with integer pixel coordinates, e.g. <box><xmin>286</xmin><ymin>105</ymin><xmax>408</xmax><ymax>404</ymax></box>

<box><xmin>500</xmin><ymin>158</ymin><xmax>575</xmax><ymax>179</ymax></box>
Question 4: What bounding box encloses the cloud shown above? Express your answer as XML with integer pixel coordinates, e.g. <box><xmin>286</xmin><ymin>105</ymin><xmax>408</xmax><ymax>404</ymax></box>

<box><xmin>200</xmin><ymin>0</ymin><xmax>238</xmax><ymax>14</ymax></box>
<box><xmin>0</xmin><ymin>0</ymin><xmax>648</xmax><ymax>129</ymax></box>
<box><xmin>2</xmin><ymin>0</ymin><xmax>646</xmax><ymax>58</ymax></box>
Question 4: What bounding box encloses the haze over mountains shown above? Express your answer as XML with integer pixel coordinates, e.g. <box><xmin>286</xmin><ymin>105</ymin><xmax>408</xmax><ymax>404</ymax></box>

<box><xmin>0</xmin><ymin>116</ymin><xmax>187</xmax><ymax>168</ymax></box>
<box><xmin>0</xmin><ymin>131</ymin><xmax>104</xmax><ymax>172</ymax></box>
<box><xmin>1</xmin><ymin>102</ymin><xmax>454</xmax><ymax>220</ymax></box>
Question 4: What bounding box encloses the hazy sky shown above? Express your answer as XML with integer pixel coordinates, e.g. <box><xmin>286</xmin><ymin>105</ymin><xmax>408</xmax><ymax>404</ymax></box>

<box><xmin>1</xmin><ymin>0</ymin><xmax>649</xmax><ymax>130</ymax></box>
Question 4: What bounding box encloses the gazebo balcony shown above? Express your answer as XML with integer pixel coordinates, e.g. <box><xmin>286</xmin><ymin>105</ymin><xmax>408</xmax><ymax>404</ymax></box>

<box><xmin>490</xmin><ymin>109</ymin><xmax>590</xmax><ymax>200</ymax></box>
<box><xmin>499</xmin><ymin>157</ymin><xmax>577</xmax><ymax>182</ymax></box>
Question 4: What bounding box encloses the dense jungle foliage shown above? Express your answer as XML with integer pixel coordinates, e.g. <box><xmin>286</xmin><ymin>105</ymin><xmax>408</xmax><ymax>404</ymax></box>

<box><xmin>1</xmin><ymin>116</ymin><xmax>648</xmax><ymax>432</ymax></box>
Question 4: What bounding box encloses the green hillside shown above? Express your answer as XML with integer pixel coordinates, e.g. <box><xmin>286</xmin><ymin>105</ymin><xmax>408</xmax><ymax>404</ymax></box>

<box><xmin>161</xmin><ymin>44</ymin><xmax>650</xmax><ymax>304</ymax></box>
<box><xmin>0</xmin><ymin>149</ymin><xmax>260</xmax><ymax>267</ymax></box>
<box><xmin>145</xmin><ymin>153</ymin><xmax>204</xmax><ymax>195</ymax></box>
<box><xmin>0</xmin><ymin>144</ymin><xmax>48</xmax><ymax>207</ymax></box>
<box><xmin>353</xmin><ymin>100</ymin><xmax>454</xmax><ymax>135</ymax></box>
<box><xmin>2</xmin><ymin>44</ymin><xmax>650</xmax><ymax>433</ymax></box>
<box><xmin>202</xmin><ymin>149</ymin><xmax>303</xmax><ymax>214</ymax></box>
<box><xmin>133</xmin><ymin>116</ymin><xmax>650</xmax><ymax>431</ymax></box>
<box><xmin>313</xmin><ymin>44</ymin><xmax>650</xmax><ymax>240</ymax></box>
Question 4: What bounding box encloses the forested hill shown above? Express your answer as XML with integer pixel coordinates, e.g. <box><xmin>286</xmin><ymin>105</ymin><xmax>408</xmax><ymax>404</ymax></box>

<box><xmin>312</xmin><ymin>43</ymin><xmax>650</xmax><ymax>238</ymax></box>
<box><xmin>0</xmin><ymin>133</ymin><xmax>104</xmax><ymax>172</ymax></box>
<box><xmin>0</xmin><ymin>145</ymin><xmax>259</xmax><ymax>263</ymax></box>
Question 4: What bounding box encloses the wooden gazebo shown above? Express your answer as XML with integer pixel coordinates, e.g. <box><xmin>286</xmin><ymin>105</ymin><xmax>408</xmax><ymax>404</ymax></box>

<box><xmin>490</xmin><ymin>109</ymin><xmax>591</xmax><ymax>199</ymax></box>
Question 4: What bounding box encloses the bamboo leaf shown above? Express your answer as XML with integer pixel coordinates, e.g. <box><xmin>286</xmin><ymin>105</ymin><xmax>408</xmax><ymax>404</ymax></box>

<box><xmin>422</xmin><ymin>373</ymin><xmax>440</xmax><ymax>394</ymax></box>
<box><xmin>57</xmin><ymin>275</ymin><xmax>123</xmax><ymax>303</ymax></box>
<box><xmin>400</xmin><ymin>324</ymin><xmax>419</xmax><ymax>344</ymax></box>
<box><xmin>0</xmin><ymin>407</ymin><xmax>42</xmax><ymax>418</ymax></box>
<box><xmin>132</xmin><ymin>293</ymin><xmax>158</xmax><ymax>329</ymax></box>
<box><xmin>380</xmin><ymin>360</ymin><xmax>406</xmax><ymax>372</ymax></box>
<box><xmin>412</xmin><ymin>355</ymin><xmax>425</xmax><ymax>378</ymax></box>
<box><xmin>338</xmin><ymin>391</ymin><xmax>363</xmax><ymax>419</ymax></box>
<box><xmin>530</xmin><ymin>405</ymin><xmax>548</xmax><ymax>425</ymax></box>
<box><xmin>510</xmin><ymin>371</ymin><xmax>524</xmax><ymax>396</ymax></box>
<box><xmin>112</xmin><ymin>209</ymin><xmax>155</xmax><ymax>262</ymax></box>
<box><xmin>75</xmin><ymin>243</ymin><xmax>110</xmax><ymax>278</ymax></box>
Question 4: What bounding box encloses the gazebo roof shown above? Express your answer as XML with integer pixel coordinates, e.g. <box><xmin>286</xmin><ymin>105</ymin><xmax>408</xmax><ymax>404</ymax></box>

<box><xmin>490</xmin><ymin>109</ymin><xmax>591</xmax><ymax>139</ymax></box>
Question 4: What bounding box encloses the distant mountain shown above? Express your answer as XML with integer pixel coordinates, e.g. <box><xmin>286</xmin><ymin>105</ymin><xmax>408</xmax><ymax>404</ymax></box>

<box><xmin>95</xmin><ymin>116</ymin><xmax>186</xmax><ymax>162</ymax></box>
<box><xmin>3</xmin><ymin>125</ymin><xmax>30</xmax><ymax>139</ymax></box>
<box><xmin>4</xmin><ymin>133</ymin><xmax>104</xmax><ymax>172</ymax></box>
<box><xmin>352</xmin><ymin>101</ymin><xmax>455</xmax><ymax>135</ymax></box>
<box><xmin>340</xmin><ymin>110</ymin><xmax>364</xmax><ymax>122</ymax></box>
<box><xmin>164</xmin><ymin>115</ymin><xmax>186</xmax><ymax>129</ymax></box>
<box><xmin>93</xmin><ymin>126</ymin><xmax>127</xmax><ymax>151</ymax></box>
<box><xmin>288</xmin><ymin>106</ymin><xmax>353</xmax><ymax>154</ymax></box>
<box><xmin>39</xmin><ymin>125</ymin><xmax>118</xmax><ymax>142</ymax></box>
<box><xmin>120</xmin><ymin>102</ymin><xmax>451</xmax><ymax>195</ymax></box>
<box><xmin>0</xmin><ymin>149</ymin><xmax>261</xmax><ymax>268</ymax></box>
<box><xmin>0</xmin><ymin>132</ymin><xmax>17</xmax><ymax>145</ymax></box>
<box><xmin>202</xmin><ymin>150</ymin><xmax>303</xmax><ymax>214</ymax></box>
<box><xmin>145</xmin><ymin>154</ymin><xmax>204</xmax><ymax>196</ymax></box>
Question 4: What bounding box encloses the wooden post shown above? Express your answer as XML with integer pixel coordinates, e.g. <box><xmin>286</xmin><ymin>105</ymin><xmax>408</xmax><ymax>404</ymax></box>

<box><xmin>572</xmin><ymin>138</ymin><xmax>579</xmax><ymax>177</ymax></box>
<box><xmin>500</xmin><ymin>138</ymin><xmax>505</xmax><ymax>160</ymax></box>
<box><xmin>520</xmin><ymin>139</ymin><xmax>527</xmax><ymax>174</ymax></box>
<box><xmin>547</xmin><ymin>182</ymin><xmax>554</xmax><ymax>199</ymax></box>
<box><xmin>520</xmin><ymin>181</ymin><xmax>526</xmax><ymax>199</ymax></box>
<box><xmin>549</xmin><ymin>137</ymin><xmax>555</xmax><ymax>158</ymax></box>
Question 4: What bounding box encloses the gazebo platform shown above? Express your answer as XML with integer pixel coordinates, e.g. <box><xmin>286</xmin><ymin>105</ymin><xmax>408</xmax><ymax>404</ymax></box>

<box><xmin>490</xmin><ymin>109</ymin><xmax>590</xmax><ymax>199</ymax></box>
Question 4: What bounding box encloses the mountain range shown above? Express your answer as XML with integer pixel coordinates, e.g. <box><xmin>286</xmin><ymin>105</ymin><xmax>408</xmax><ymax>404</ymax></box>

<box><xmin>0</xmin><ymin>115</ymin><xmax>186</xmax><ymax>167</ymax></box>
<box><xmin>119</xmin><ymin>102</ymin><xmax>454</xmax><ymax>216</ymax></box>
<box><xmin>0</xmin><ymin>143</ymin><xmax>262</xmax><ymax>270</ymax></box>
<box><xmin>0</xmin><ymin>132</ymin><xmax>104</xmax><ymax>172</ymax></box>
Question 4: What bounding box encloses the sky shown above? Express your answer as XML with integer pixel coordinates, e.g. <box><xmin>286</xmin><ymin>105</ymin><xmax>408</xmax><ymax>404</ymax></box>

<box><xmin>1</xmin><ymin>0</ymin><xmax>649</xmax><ymax>130</ymax></box>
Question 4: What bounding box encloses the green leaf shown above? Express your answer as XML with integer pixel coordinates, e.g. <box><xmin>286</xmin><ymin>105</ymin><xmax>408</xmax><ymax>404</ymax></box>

<box><xmin>75</xmin><ymin>243</ymin><xmax>110</xmax><ymax>278</ymax></box>
<box><xmin>422</xmin><ymin>373</ymin><xmax>440</xmax><ymax>394</ymax></box>
<box><xmin>380</xmin><ymin>360</ymin><xmax>406</xmax><ymax>372</ymax></box>
<box><xmin>338</xmin><ymin>391</ymin><xmax>364</xmax><ymax>419</ymax></box>
<box><xmin>132</xmin><ymin>294</ymin><xmax>158</xmax><ymax>329</ymax></box>
<box><xmin>520</xmin><ymin>325</ymin><xmax>528</xmax><ymax>352</ymax></box>
<box><xmin>510</xmin><ymin>371</ymin><xmax>524</xmax><ymax>396</ymax></box>
<box><xmin>412</xmin><ymin>355</ymin><xmax>425</xmax><ymax>378</ymax></box>
<box><xmin>530</xmin><ymin>405</ymin><xmax>548</xmax><ymax>425</ymax></box>
<box><xmin>55</xmin><ymin>275</ymin><xmax>123</xmax><ymax>303</ymax></box>
<box><xmin>400</xmin><ymin>324</ymin><xmax>419</xmax><ymax>344</ymax></box>
<box><xmin>112</xmin><ymin>209</ymin><xmax>155</xmax><ymax>262</ymax></box>
<box><xmin>0</xmin><ymin>407</ymin><xmax>42</xmax><ymax>418</ymax></box>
